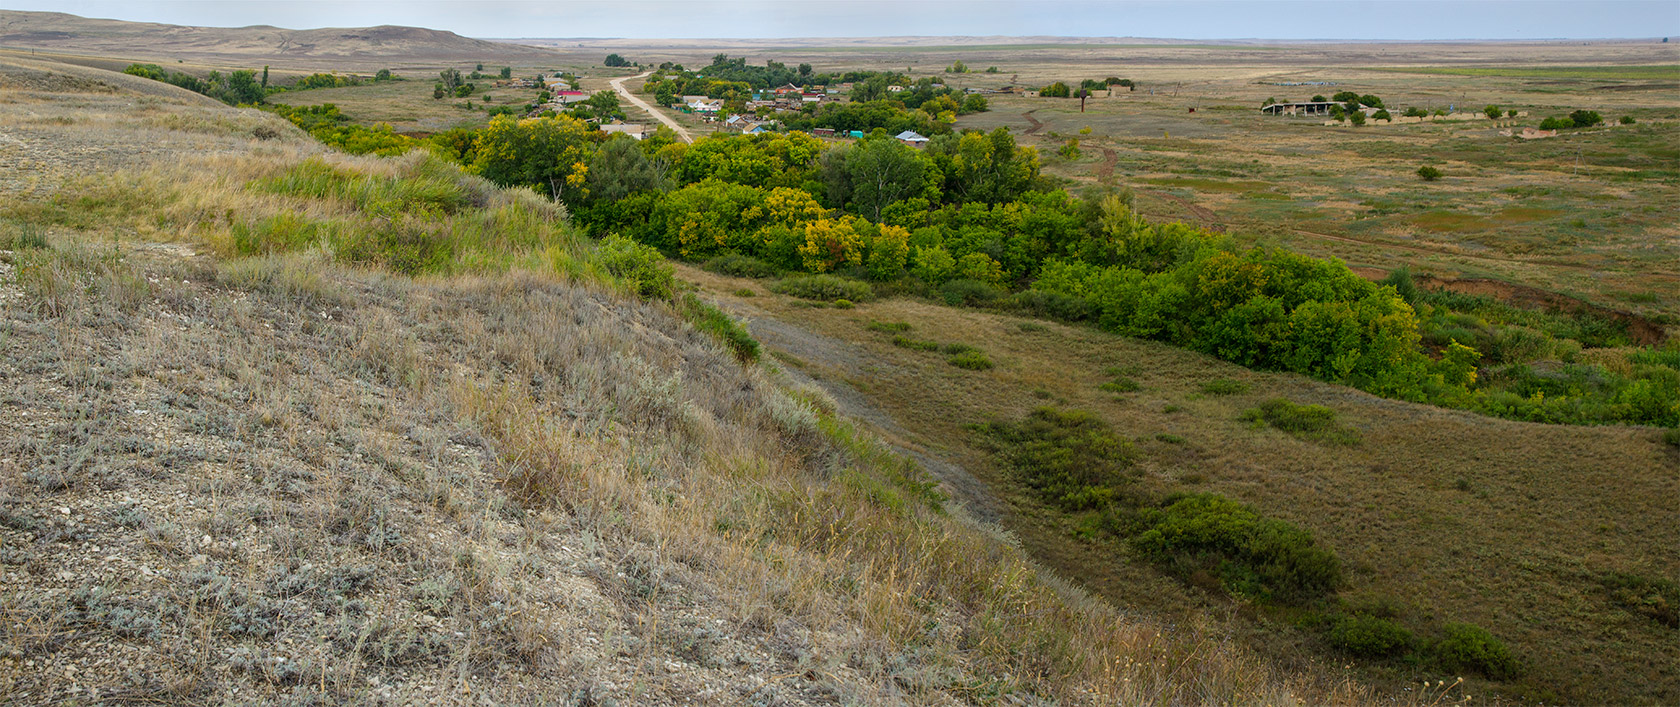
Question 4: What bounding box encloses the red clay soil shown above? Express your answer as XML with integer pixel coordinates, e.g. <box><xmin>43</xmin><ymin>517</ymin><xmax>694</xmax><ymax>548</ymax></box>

<box><xmin>1349</xmin><ymin>267</ymin><xmax>1668</xmax><ymax>346</ymax></box>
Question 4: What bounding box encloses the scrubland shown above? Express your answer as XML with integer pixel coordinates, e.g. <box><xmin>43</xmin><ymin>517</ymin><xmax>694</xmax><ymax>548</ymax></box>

<box><xmin>0</xmin><ymin>57</ymin><xmax>1384</xmax><ymax>705</ymax></box>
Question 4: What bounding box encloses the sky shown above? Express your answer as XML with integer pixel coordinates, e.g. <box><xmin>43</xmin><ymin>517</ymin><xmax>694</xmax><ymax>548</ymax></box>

<box><xmin>9</xmin><ymin>0</ymin><xmax>1679</xmax><ymax>40</ymax></box>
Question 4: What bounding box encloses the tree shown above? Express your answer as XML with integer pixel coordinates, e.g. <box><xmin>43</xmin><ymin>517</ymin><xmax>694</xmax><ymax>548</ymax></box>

<box><xmin>1417</xmin><ymin>166</ymin><xmax>1442</xmax><ymax>181</ymax></box>
<box><xmin>1568</xmin><ymin>109</ymin><xmax>1602</xmax><ymax>127</ymax></box>
<box><xmin>1507</xmin><ymin>109</ymin><xmax>1517</xmax><ymax>118</ymax></box>
<box><xmin>439</xmin><ymin>68</ymin><xmax>463</xmax><ymax>91</ymax></box>
<box><xmin>261</xmin><ymin>65</ymin><xmax>269</xmax><ymax>88</ymax></box>
<box><xmin>1483</xmin><ymin>104</ymin><xmax>1501</xmax><ymax>119</ymax></box>
<box><xmin>585</xmin><ymin>136</ymin><xmax>669</xmax><ymax>204</ymax></box>
<box><xmin>947</xmin><ymin>60</ymin><xmax>968</xmax><ymax>73</ymax></box>
<box><xmin>1539</xmin><ymin>116</ymin><xmax>1573</xmax><ymax>130</ymax></box>
<box><xmin>1372</xmin><ymin>109</ymin><xmax>1391</xmax><ymax>121</ymax></box>
<box><xmin>374</xmin><ymin>68</ymin><xmax>392</xmax><ymax>82</ymax></box>
<box><xmin>500</xmin><ymin>66</ymin><xmax>512</xmax><ymax>79</ymax></box>
<box><xmin>469</xmin><ymin>114</ymin><xmax>595</xmax><ymax>201</ymax></box>
<box><xmin>1332</xmin><ymin>91</ymin><xmax>1359</xmax><ymax>103</ymax></box>
<box><xmin>476</xmin><ymin>64</ymin><xmax>484</xmax><ymax>71</ymax></box>
<box><xmin>1404</xmin><ymin>106</ymin><xmax>1428</xmax><ymax>118</ymax></box>
<box><xmin>604</xmin><ymin>53</ymin><xmax>631</xmax><ymax>67</ymax></box>
<box><xmin>1040</xmin><ymin>82</ymin><xmax>1071</xmax><ymax>98</ymax></box>
<box><xmin>1348</xmin><ymin>111</ymin><xmax>1366</xmax><ymax>126</ymax></box>
<box><xmin>1311</xmin><ymin>94</ymin><xmax>1326</xmax><ymax>102</ymax></box>
<box><xmin>845</xmin><ymin>138</ymin><xmax>927</xmax><ymax>220</ymax></box>
<box><xmin>433</xmin><ymin>85</ymin><xmax>445</xmax><ymax>100</ymax></box>
<box><xmin>798</xmin><ymin>63</ymin><xmax>812</xmax><ymax>78</ymax></box>
<box><xmin>1620</xmin><ymin>115</ymin><xmax>1637</xmax><ymax>124</ymax></box>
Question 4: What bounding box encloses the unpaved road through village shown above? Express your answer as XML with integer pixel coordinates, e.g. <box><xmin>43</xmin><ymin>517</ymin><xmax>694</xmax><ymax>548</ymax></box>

<box><xmin>610</xmin><ymin>70</ymin><xmax>694</xmax><ymax>143</ymax></box>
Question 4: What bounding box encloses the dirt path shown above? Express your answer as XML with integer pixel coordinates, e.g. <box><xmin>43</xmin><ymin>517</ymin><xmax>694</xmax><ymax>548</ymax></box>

<box><xmin>609</xmin><ymin>70</ymin><xmax>693</xmax><ymax>143</ymax></box>
<box><xmin>1097</xmin><ymin>147</ymin><xmax>1117</xmax><ymax>181</ymax></box>
<box><xmin>682</xmin><ymin>273</ymin><xmax>1004</xmax><ymax>526</ymax></box>
<box><xmin>1021</xmin><ymin>109</ymin><xmax>1044</xmax><ymax>136</ymax></box>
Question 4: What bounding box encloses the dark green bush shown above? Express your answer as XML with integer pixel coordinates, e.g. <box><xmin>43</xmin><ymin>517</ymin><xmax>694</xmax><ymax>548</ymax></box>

<box><xmin>973</xmin><ymin>407</ymin><xmax>1136</xmax><ymax>511</ymax></box>
<box><xmin>1434</xmin><ymin>623</ymin><xmax>1524</xmax><ymax>680</ymax></box>
<box><xmin>1201</xmin><ymin>379</ymin><xmax>1250</xmax><ymax>396</ymax></box>
<box><xmin>1663</xmin><ymin>427</ymin><xmax>1680</xmax><ymax>448</ymax></box>
<box><xmin>1132</xmin><ymin>493</ymin><xmax>1343</xmax><ymax>604</ymax></box>
<box><xmin>948</xmin><ymin>351</ymin><xmax>994</xmax><ymax>370</ymax></box>
<box><xmin>1329</xmin><ymin>614</ymin><xmax>1415</xmax><ymax>657</ymax></box>
<box><xmin>679</xmin><ymin>294</ymin><xmax>759</xmax><ymax>362</ymax></box>
<box><xmin>703</xmin><ymin>253</ymin><xmax>778</xmax><ymax>279</ymax></box>
<box><xmin>1099</xmin><ymin>377</ymin><xmax>1140</xmax><ymax>392</ymax></box>
<box><xmin>891</xmin><ymin>335</ymin><xmax>941</xmax><ymax>352</ymax></box>
<box><xmin>1417</xmin><ymin>166</ymin><xmax>1443</xmax><ymax>181</ymax></box>
<box><xmin>1243</xmin><ymin>399</ymin><xmax>1360</xmax><ymax>445</ymax></box>
<box><xmin>771</xmin><ymin>274</ymin><xmax>874</xmax><ymax>302</ymax></box>
<box><xmin>1006</xmin><ymin>289</ymin><xmax>1094</xmax><ymax>321</ymax></box>
<box><xmin>866</xmin><ymin>320</ymin><xmax>912</xmax><ymax>333</ymax></box>
<box><xmin>939</xmin><ymin>278</ymin><xmax>1004</xmax><ymax>307</ymax></box>
<box><xmin>597</xmin><ymin>234</ymin><xmax>675</xmax><ymax>299</ymax></box>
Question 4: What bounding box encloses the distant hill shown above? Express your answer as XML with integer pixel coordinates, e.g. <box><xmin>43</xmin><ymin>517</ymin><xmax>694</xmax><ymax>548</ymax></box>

<box><xmin>0</xmin><ymin>10</ymin><xmax>558</xmax><ymax>68</ymax></box>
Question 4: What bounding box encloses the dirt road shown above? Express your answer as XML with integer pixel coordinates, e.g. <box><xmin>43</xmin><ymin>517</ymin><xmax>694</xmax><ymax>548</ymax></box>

<box><xmin>609</xmin><ymin>70</ymin><xmax>693</xmax><ymax>143</ymax></box>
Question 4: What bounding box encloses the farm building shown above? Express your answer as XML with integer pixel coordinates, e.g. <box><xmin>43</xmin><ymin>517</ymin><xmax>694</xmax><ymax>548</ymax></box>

<box><xmin>812</xmin><ymin>128</ymin><xmax>836</xmax><ymax>137</ymax></box>
<box><xmin>896</xmin><ymin>130</ymin><xmax>928</xmax><ymax>145</ymax></box>
<box><xmin>1261</xmin><ymin>101</ymin><xmax>1339</xmax><ymax>115</ymax></box>
<box><xmin>599</xmin><ymin>123</ymin><xmax>648</xmax><ymax>140</ymax></box>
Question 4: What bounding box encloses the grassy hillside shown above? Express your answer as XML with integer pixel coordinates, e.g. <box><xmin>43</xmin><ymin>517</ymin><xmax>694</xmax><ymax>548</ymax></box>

<box><xmin>680</xmin><ymin>264</ymin><xmax>1680</xmax><ymax>705</ymax></box>
<box><xmin>0</xmin><ymin>58</ymin><xmax>1374</xmax><ymax>704</ymax></box>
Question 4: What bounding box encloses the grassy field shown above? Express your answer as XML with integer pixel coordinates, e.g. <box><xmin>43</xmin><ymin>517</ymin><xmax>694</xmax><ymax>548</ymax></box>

<box><xmin>681</xmin><ymin>263</ymin><xmax>1680</xmax><ymax>705</ymax></box>
<box><xmin>1370</xmin><ymin>64</ymin><xmax>1680</xmax><ymax>80</ymax></box>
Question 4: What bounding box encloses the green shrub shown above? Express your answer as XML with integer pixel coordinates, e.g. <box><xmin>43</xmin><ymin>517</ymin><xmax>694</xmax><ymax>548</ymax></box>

<box><xmin>1132</xmin><ymin>493</ymin><xmax>1343</xmax><ymax>604</ymax></box>
<box><xmin>1329</xmin><ymin>614</ymin><xmax>1415</xmax><ymax>657</ymax></box>
<box><xmin>941</xmin><ymin>342</ymin><xmax>980</xmax><ymax>355</ymax></box>
<box><xmin>1600</xmin><ymin>572</ymin><xmax>1679</xmax><ymax>628</ymax></box>
<box><xmin>948</xmin><ymin>351</ymin><xmax>994</xmax><ymax>370</ymax></box>
<box><xmin>1099</xmin><ymin>377</ymin><xmax>1140</xmax><ymax>393</ymax></box>
<box><xmin>1007</xmin><ymin>289</ymin><xmax>1094</xmax><ymax>321</ymax></box>
<box><xmin>973</xmin><ymin>408</ymin><xmax>1136</xmax><ymax>511</ymax></box>
<box><xmin>1417</xmin><ymin>166</ymin><xmax>1443</xmax><ymax>181</ymax></box>
<box><xmin>771</xmin><ymin>274</ymin><xmax>874</xmax><ymax>302</ymax></box>
<box><xmin>703</xmin><ymin>253</ymin><xmax>778</xmax><ymax>279</ymax></box>
<box><xmin>1434</xmin><ymin>623</ymin><xmax>1523</xmax><ymax>680</ymax></box>
<box><xmin>939</xmin><ymin>278</ymin><xmax>1003</xmax><ymax>307</ymax></box>
<box><xmin>866</xmin><ymin>320</ymin><xmax>912</xmax><ymax>334</ymax></box>
<box><xmin>1243</xmin><ymin>399</ymin><xmax>1359</xmax><ymax>445</ymax></box>
<box><xmin>679</xmin><ymin>294</ymin><xmax>759</xmax><ymax>362</ymax></box>
<box><xmin>1201</xmin><ymin>379</ymin><xmax>1250</xmax><ymax>396</ymax></box>
<box><xmin>891</xmin><ymin>335</ymin><xmax>941</xmax><ymax>352</ymax></box>
<box><xmin>597</xmin><ymin>234</ymin><xmax>675</xmax><ymax>299</ymax></box>
<box><xmin>1620</xmin><ymin>115</ymin><xmax>1636</xmax><ymax>125</ymax></box>
<box><xmin>1663</xmin><ymin>427</ymin><xmax>1680</xmax><ymax>448</ymax></box>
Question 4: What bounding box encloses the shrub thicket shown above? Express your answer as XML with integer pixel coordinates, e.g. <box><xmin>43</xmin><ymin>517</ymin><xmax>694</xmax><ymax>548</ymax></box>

<box><xmin>974</xmin><ymin>407</ymin><xmax>1136</xmax><ymax>511</ymax></box>
<box><xmin>770</xmin><ymin>274</ymin><xmax>874</xmax><ymax>302</ymax></box>
<box><xmin>1329</xmin><ymin>614</ymin><xmax>1415</xmax><ymax>657</ymax></box>
<box><xmin>1434</xmin><ymin>623</ymin><xmax>1524</xmax><ymax>680</ymax></box>
<box><xmin>1131</xmin><ymin>493</ymin><xmax>1344</xmax><ymax>604</ymax></box>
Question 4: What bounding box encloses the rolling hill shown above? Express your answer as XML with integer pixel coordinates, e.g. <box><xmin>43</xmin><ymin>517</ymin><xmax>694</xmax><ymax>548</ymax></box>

<box><xmin>0</xmin><ymin>10</ymin><xmax>559</xmax><ymax>68</ymax></box>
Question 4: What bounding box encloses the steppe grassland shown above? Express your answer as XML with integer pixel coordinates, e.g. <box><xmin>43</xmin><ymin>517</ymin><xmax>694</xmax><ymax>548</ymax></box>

<box><xmin>683</xmin><ymin>262</ymin><xmax>1680</xmax><ymax>705</ymax></box>
<box><xmin>0</xmin><ymin>61</ymin><xmax>1360</xmax><ymax>704</ymax></box>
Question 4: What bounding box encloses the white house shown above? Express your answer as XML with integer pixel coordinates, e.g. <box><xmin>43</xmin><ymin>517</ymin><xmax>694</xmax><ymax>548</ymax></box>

<box><xmin>895</xmin><ymin>130</ymin><xmax>928</xmax><ymax>145</ymax></box>
<box><xmin>599</xmin><ymin>123</ymin><xmax>649</xmax><ymax>140</ymax></box>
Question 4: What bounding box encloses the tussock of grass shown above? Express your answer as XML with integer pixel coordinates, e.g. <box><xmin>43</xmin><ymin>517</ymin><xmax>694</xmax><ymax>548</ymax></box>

<box><xmin>1243</xmin><ymin>398</ymin><xmax>1361</xmax><ymax>445</ymax></box>
<box><xmin>947</xmin><ymin>350</ymin><xmax>994</xmax><ymax>370</ymax></box>
<box><xmin>1201</xmin><ymin>378</ymin><xmax>1250</xmax><ymax>396</ymax></box>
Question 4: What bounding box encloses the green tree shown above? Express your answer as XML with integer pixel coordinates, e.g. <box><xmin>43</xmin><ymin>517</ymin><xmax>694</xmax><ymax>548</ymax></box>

<box><xmin>845</xmin><ymin>138</ymin><xmax>927</xmax><ymax>221</ymax></box>
<box><xmin>469</xmin><ymin>114</ymin><xmax>595</xmax><ymax>200</ymax></box>
<box><xmin>500</xmin><ymin>66</ymin><xmax>512</xmax><ymax>79</ymax></box>
<box><xmin>585</xmin><ymin>136</ymin><xmax>670</xmax><ymax>204</ymax></box>
<box><xmin>1040</xmin><ymin>82</ymin><xmax>1071</xmax><ymax>98</ymax></box>
<box><xmin>604</xmin><ymin>53</ymin><xmax>631</xmax><ymax>67</ymax></box>
<box><xmin>1568</xmin><ymin>109</ymin><xmax>1603</xmax><ymax>127</ymax></box>
<box><xmin>1483</xmin><ymin>104</ymin><xmax>1502</xmax><ymax>119</ymax></box>
<box><xmin>261</xmin><ymin>65</ymin><xmax>269</xmax><ymax>88</ymax></box>
<box><xmin>1417</xmin><ymin>165</ymin><xmax>1443</xmax><ymax>181</ymax></box>
<box><xmin>374</xmin><ymin>68</ymin><xmax>392</xmax><ymax>82</ymax></box>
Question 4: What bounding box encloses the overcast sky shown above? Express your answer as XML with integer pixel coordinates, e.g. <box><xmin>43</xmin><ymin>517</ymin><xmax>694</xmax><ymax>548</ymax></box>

<box><xmin>10</xmin><ymin>0</ymin><xmax>1679</xmax><ymax>40</ymax></box>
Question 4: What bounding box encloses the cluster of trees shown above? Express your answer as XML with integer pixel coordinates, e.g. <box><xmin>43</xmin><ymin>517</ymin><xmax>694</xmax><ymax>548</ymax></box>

<box><xmin>604</xmin><ymin>54</ymin><xmax>633</xmax><ymax>68</ymax></box>
<box><xmin>435</xmin><ymin>68</ymin><xmax>475</xmax><ymax>99</ymax></box>
<box><xmin>1043</xmin><ymin>77</ymin><xmax>1131</xmax><ymax>98</ymax></box>
<box><xmin>123</xmin><ymin>63</ymin><xmax>266</xmax><ymax>105</ymax></box>
<box><xmin>1539</xmin><ymin>110</ymin><xmax>1604</xmax><ymax>130</ymax></box>
<box><xmin>260</xmin><ymin>102</ymin><xmax>1671</xmax><ymax>429</ymax></box>
<box><xmin>263</xmin><ymin>103</ymin><xmax>414</xmax><ymax>156</ymax></box>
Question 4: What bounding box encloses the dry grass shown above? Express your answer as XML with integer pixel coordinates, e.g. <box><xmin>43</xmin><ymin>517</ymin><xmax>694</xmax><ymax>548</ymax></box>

<box><xmin>0</xmin><ymin>76</ymin><xmax>1376</xmax><ymax>704</ymax></box>
<box><xmin>682</xmin><ymin>262</ymin><xmax>1680</xmax><ymax>705</ymax></box>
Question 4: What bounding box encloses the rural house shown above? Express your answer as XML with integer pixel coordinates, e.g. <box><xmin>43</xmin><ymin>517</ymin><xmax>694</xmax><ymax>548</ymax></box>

<box><xmin>895</xmin><ymin>130</ymin><xmax>928</xmax><ymax>145</ymax></box>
